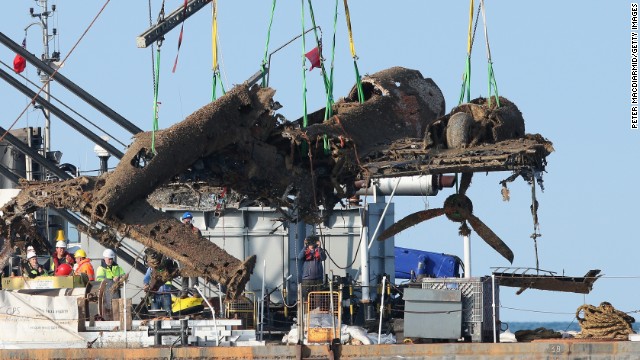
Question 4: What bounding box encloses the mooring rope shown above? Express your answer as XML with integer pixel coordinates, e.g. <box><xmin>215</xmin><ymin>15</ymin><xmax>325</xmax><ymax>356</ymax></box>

<box><xmin>575</xmin><ymin>302</ymin><xmax>636</xmax><ymax>340</ymax></box>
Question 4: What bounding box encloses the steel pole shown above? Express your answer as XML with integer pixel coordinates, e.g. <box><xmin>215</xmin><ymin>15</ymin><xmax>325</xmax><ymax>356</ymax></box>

<box><xmin>463</xmin><ymin>234</ymin><xmax>471</xmax><ymax>278</ymax></box>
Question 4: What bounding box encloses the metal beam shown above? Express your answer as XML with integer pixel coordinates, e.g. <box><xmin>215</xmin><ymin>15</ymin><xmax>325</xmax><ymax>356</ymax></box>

<box><xmin>0</xmin><ymin>125</ymin><xmax>70</xmax><ymax>180</ymax></box>
<box><xmin>0</xmin><ymin>164</ymin><xmax>21</xmax><ymax>184</ymax></box>
<box><xmin>0</xmin><ymin>32</ymin><xmax>142</xmax><ymax>135</ymax></box>
<box><xmin>136</xmin><ymin>0</ymin><xmax>211</xmax><ymax>48</ymax></box>
<box><xmin>0</xmin><ymin>68</ymin><xmax>124</xmax><ymax>159</ymax></box>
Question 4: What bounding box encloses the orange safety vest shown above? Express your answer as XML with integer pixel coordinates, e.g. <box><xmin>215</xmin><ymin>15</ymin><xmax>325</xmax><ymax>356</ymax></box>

<box><xmin>75</xmin><ymin>258</ymin><xmax>95</xmax><ymax>281</ymax></box>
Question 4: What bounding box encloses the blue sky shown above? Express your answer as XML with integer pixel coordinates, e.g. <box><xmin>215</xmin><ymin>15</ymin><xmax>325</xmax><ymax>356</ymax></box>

<box><xmin>0</xmin><ymin>1</ymin><xmax>636</xmax><ymax>322</ymax></box>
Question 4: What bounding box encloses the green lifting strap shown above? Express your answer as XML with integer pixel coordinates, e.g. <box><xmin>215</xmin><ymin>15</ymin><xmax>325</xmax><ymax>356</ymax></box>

<box><xmin>212</xmin><ymin>70</ymin><xmax>226</xmax><ymax>101</ymax></box>
<box><xmin>487</xmin><ymin>61</ymin><xmax>500</xmax><ymax>107</ymax></box>
<box><xmin>458</xmin><ymin>55</ymin><xmax>471</xmax><ymax>105</ymax></box>
<box><xmin>261</xmin><ymin>0</ymin><xmax>277</xmax><ymax>88</ymax></box>
<box><xmin>326</xmin><ymin>0</ymin><xmax>339</xmax><ymax>119</ymax></box>
<box><xmin>353</xmin><ymin>60</ymin><xmax>364</xmax><ymax>103</ymax></box>
<box><xmin>151</xmin><ymin>47</ymin><xmax>161</xmax><ymax>154</ymax></box>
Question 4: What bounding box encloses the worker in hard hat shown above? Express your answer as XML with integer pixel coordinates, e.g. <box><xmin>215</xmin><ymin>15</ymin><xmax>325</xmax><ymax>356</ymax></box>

<box><xmin>49</xmin><ymin>230</ymin><xmax>75</xmax><ymax>273</ymax></box>
<box><xmin>96</xmin><ymin>249</ymin><xmax>126</xmax><ymax>282</ymax></box>
<box><xmin>181</xmin><ymin>212</ymin><xmax>202</xmax><ymax>236</ymax></box>
<box><xmin>74</xmin><ymin>249</ymin><xmax>95</xmax><ymax>281</ymax></box>
<box><xmin>23</xmin><ymin>250</ymin><xmax>49</xmax><ymax>278</ymax></box>
<box><xmin>143</xmin><ymin>250</ymin><xmax>177</xmax><ymax>313</ymax></box>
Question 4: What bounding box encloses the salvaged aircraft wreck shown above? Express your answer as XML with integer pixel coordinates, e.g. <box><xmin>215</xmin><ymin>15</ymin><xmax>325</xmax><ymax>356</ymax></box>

<box><xmin>0</xmin><ymin>67</ymin><xmax>554</xmax><ymax>297</ymax></box>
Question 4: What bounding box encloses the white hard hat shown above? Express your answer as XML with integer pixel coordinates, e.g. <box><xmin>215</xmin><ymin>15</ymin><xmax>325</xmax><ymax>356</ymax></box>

<box><xmin>103</xmin><ymin>249</ymin><xmax>116</xmax><ymax>259</ymax></box>
<box><xmin>55</xmin><ymin>241</ymin><xmax>67</xmax><ymax>248</ymax></box>
<box><xmin>26</xmin><ymin>251</ymin><xmax>37</xmax><ymax>260</ymax></box>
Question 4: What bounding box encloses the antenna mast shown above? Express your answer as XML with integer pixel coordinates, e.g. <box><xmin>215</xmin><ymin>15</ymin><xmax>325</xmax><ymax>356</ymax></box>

<box><xmin>29</xmin><ymin>0</ymin><xmax>59</xmax><ymax>158</ymax></box>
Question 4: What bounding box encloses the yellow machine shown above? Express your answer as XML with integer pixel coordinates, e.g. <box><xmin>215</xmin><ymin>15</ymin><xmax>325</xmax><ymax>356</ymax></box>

<box><xmin>1</xmin><ymin>275</ymin><xmax>84</xmax><ymax>290</ymax></box>
<box><xmin>171</xmin><ymin>295</ymin><xmax>205</xmax><ymax>315</ymax></box>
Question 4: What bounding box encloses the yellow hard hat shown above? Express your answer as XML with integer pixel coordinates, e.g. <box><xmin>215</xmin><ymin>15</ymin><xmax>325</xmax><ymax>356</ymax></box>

<box><xmin>55</xmin><ymin>229</ymin><xmax>66</xmax><ymax>241</ymax></box>
<box><xmin>75</xmin><ymin>249</ymin><xmax>87</xmax><ymax>258</ymax></box>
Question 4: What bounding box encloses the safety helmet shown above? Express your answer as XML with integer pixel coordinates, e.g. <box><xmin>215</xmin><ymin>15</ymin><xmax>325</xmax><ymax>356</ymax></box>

<box><xmin>103</xmin><ymin>249</ymin><xmax>116</xmax><ymax>259</ymax></box>
<box><xmin>55</xmin><ymin>240</ymin><xmax>67</xmax><ymax>248</ymax></box>
<box><xmin>55</xmin><ymin>263</ymin><xmax>73</xmax><ymax>276</ymax></box>
<box><xmin>26</xmin><ymin>250</ymin><xmax>37</xmax><ymax>260</ymax></box>
<box><xmin>74</xmin><ymin>249</ymin><xmax>87</xmax><ymax>258</ymax></box>
<box><xmin>181</xmin><ymin>212</ymin><xmax>193</xmax><ymax>220</ymax></box>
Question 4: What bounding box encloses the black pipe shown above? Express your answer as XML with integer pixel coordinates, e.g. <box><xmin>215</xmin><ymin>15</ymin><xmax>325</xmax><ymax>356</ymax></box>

<box><xmin>148</xmin><ymin>319</ymin><xmax>191</xmax><ymax>346</ymax></box>
<box><xmin>0</xmin><ymin>31</ymin><xmax>142</xmax><ymax>135</ymax></box>
<box><xmin>0</xmin><ymin>125</ymin><xmax>70</xmax><ymax>180</ymax></box>
<box><xmin>99</xmin><ymin>156</ymin><xmax>109</xmax><ymax>175</ymax></box>
<box><xmin>0</xmin><ymin>68</ymin><xmax>124</xmax><ymax>159</ymax></box>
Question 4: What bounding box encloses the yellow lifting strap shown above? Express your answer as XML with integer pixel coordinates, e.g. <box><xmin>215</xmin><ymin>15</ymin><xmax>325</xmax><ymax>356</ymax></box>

<box><xmin>459</xmin><ymin>0</ymin><xmax>475</xmax><ymax>105</ymax></box>
<box><xmin>343</xmin><ymin>0</ymin><xmax>357</xmax><ymax>59</ymax></box>
<box><xmin>211</xmin><ymin>0</ymin><xmax>219</xmax><ymax>72</ymax></box>
<box><xmin>466</xmin><ymin>0</ymin><xmax>474</xmax><ymax>55</ymax></box>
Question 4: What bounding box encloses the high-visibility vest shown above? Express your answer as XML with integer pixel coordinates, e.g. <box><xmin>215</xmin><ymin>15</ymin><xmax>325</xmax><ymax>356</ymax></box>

<box><xmin>75</xmin><ymin>258</ymin><xmax>95</xmax><ymax>281</ymax></box>
<box><xmin>96</xmin><ymin>265</ymin><xmax>125</xmax><ymax>281</ymax></box>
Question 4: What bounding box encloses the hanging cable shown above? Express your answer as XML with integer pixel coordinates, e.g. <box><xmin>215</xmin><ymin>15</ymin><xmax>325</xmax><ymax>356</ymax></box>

<box><xmin>151</xmin><ymin>47</ymin><xmax>161</xmax><ymax>154</ymax></box>
<box><xmin>260</xmin><ymin>0</ymin><xmax>277</xmax><ymax>88</ymax></box>
<box><xmin>529</xmin><ymin>167</ymin><xmax>542</xmax><ymax>272</ymax></box>
<box><xmin>322</xmin><ymin>0</ymin><xmax>340</xmax><ymax>154</ymax></box>
<box><xmin>0</xmin><ymin>0</ymin><xmax>112</xmax><ymax>143</ymax></box>
<box><xmin>343</xmin><ymin>0</ymin><xmax>364</xmax><ymax>103</ymax></box>
<box><xmin>307</xmin><ymin>0</ymin><xmax>337</xmax><ymax>154</ymax></box>
<box><xmin>301</xmin><ymin>0</ymin><xmax>309</xmax><ymax>128</ymax></box>
<box><xmin>480</xmin><ymin>0</ymin><xmax>500</xmax><ymax>107</ymax></box>
<box><xmin>306</xmin><ymin>0</ymin><xmax>329</xmax><ymax>95</ymax></box>
<box><xmin>454</xmin><ymin>2</ymin><xmax>481</xmax><ymax>191</ymax></box>
<box><xmin>148</xmin><ymin>0</ymin><xmax>156</xmax><ymax>91</ymax></box>
<box><xmin>171</xmin><ymin>0</ymin><xmax>188</xmax><ymax>73</ymax></box>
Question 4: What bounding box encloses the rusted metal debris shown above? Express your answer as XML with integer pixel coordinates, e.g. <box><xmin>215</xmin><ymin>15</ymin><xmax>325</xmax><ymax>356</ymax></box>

<box><xmin>0</xmin><ymin>66</ymin><xmax>553</xmax><ymax>293</ymax></box>
<box><xmin>494</xmin><ymin>269</ymin><xmax>602</xmax><ymax>295</ymax></box>
<box><xmin>376</xmin><ymin>98</ymin><xmax>552</xmax><ymax>263</ymax></box>
<box><xmin>0</xmin><ymin>177</ymin><xmax>255</xmax><ymax>298</ymax></box>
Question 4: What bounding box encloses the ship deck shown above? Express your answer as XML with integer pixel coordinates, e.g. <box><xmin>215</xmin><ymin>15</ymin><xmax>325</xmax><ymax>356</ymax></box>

<box><xmin>1</xmin><ymin>339</ymin><xmax>639</xmax><ymax>360</ymax></box>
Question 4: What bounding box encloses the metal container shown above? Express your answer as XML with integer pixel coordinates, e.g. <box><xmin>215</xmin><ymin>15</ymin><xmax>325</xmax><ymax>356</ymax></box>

<box><xmin>421</xmin><ymin>276</ymin><xmax>499</xmax><ymax>342</ymax></box>
<box><xmin>403</xmin><ymin>287</ymin><xmax>462</xmax><ymax>340</ymax></box>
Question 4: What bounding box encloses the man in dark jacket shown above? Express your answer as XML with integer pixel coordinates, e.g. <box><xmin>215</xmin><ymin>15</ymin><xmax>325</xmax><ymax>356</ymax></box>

<box><xmin>297</xmin><ymin>235</ymin><xmax>327</xmax><ymax>301</ymax></box>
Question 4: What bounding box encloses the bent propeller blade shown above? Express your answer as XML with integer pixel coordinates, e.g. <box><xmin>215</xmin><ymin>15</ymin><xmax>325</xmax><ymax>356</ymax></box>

<box><xmin>465</xmin><ymin>212</ymin><xmax>515</xmax><ymax>263</ymax></box>
<box><xmin>458</xmin><ymin>172</ymin><xmax>473</xmax><ymax>196</ymax></box>
<box><xmin>378</xmin><ymin>208</ymin><xmax>445</xmax><ymax>241</ymax></box>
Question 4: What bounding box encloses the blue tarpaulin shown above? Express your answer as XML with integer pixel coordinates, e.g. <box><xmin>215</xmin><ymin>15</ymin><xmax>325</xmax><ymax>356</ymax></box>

<box><xmin>395</xmin><ymin>246</ymin><xmax>461</xmax><ymax>279</ymax></box>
